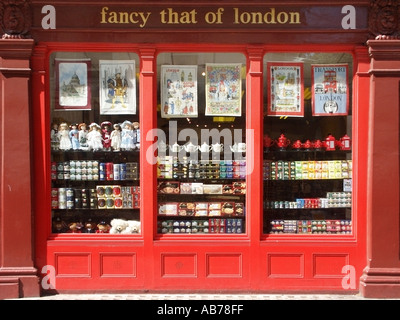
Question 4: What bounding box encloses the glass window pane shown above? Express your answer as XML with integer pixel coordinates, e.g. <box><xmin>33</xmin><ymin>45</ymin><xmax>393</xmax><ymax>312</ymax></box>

<box><xmin>49</xmin><ymin>52</ymin><xmax>141</xmax><ymax>235</ymax></box>
<box><xmin>263</xmin><ymin>53</ymin><xmax>353</xmax><ymax>235</ymax></box>
<box><xmin>156</xmin><ymin>52</ymin><xmax>247</xmax><ymax>236</ymax></box>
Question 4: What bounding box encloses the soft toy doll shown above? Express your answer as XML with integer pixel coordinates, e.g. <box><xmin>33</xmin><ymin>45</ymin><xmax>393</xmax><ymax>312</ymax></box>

<box><xmin>109</xmin><ymin>218</ymin><xmax>129</xmax><ymax>234</ymax></box>
<box><xmin>96</xmin><ymin>221</ymin><xmax>110</xmax><ymax>233</ymax></box>
<box><xmin>101</xmin><ymin>121</ymin><xmax>112</xmax><ymax>151</ymax></box>
<box><xmin>67</xmin><ymin>222</ymin><xmax>83</xmax><ymax>233</ymax></box>
<box><xmin>83</xmin><ymin>219</ymin><xmax>97</xmax><ymax>233</ymax></box>
<box><xmin>58</xmin><ymin>122</ymin><xmax>72</xmax><ymax>151</ymax></box>
<box><xmin>126</xmin><ymin>220</ymin><xmax>141</xmax><ymax>233</ymax></box>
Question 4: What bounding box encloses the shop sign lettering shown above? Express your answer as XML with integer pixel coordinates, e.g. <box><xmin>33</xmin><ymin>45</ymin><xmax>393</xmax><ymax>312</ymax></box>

<box><xmin>40</xmin><ymin>5</ymin><xmax>358</xmax><ymax>30</ymax></box>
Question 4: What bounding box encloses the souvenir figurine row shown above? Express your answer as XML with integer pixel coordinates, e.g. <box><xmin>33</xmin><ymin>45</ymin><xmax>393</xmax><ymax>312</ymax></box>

<box><xmin>51</xmin><ymin>120</ymin><xmax>140</xmax><ymax>152</ymax></box>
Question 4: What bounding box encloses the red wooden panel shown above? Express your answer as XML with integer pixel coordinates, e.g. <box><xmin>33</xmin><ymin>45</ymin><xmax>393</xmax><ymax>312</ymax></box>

<box><xmin>313</xmin><ymin>253</ymin><xmax>349</xmax><ymax>277</ymax></box>
<box><xmin>55</xmin><ymin>253</ymin><xmax>91</xmax><ymax>277</ymax></box>
<box><xmin>161</xmin><ymin>253</ymin><xmax>197</xmax><ymax>277</ymax></box>
<box><xmin>267</xmin><ymin>253</ymin><xmax>304</xmax><ymax>278</ymax></box>
<box><xmin>100</xmin><ymin>253</ymin><xmax>137</xmax><ymax>277</ymax></box>
<box><xmin>206</xmin><ymin>253</ymin><xmax>242</xmax><ymax>278</ymax></box>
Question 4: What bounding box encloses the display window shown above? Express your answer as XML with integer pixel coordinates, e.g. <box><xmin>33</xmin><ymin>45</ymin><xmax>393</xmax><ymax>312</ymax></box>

<box><xmin>49</xmin><ymin>52</ymin><xmax>141</xmax><ymax>235</ymax></box>
<box><xmin>156</xmin><ymin>52</ymin><xmax>247</xmax><ymax>236</ymax></box>
<box><xmin>263</xmin><ymin>52</ymin><xmax>353</xmax><ymax>235</ymax></box>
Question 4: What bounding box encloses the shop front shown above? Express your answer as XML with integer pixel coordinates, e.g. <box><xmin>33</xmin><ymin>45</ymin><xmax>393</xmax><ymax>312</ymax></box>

<box><xmin>0</xmin><ymin>0</ymin><xmax>400</xmax><ymax>299</ymax></box>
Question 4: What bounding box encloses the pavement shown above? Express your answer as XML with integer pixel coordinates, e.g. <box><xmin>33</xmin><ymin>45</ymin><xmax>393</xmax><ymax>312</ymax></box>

<box><xmin>9</xmin><ymin>292</ymin><xmax>391</xmax><ymax>300</ymax></box>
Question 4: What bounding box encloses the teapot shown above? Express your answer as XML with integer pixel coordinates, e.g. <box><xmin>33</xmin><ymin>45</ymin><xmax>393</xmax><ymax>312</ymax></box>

<box><xmin>323</xmin><ymin>134</ymin><xmax>336</xmax><ymax>151</ymax></box>
<box><xmin>313</xmin><ymin>139</ymin><xmax>323</xmax><ymax>150</ymax></box>
<box><xmin>337</xmin><ymin>134</ymin><xmax>351</xmax><ymax>151</ymax></box>
<box><xmin>211</xmin><ymin>143</ymin><xmax>224</xmax><ymax>153</ymax></box>
<box><xmin>170</xmin><ymin>142</ymin><xmax>183</xmax><ymax>153</ymax></box>
<box><xmin>276</xmin><ymin>134</ymin><xmax>291</xmax><ymax>150</ymax></box>
<box><xmin>199</xmin><ymin>142</ymin><xmax>211</xmax><ymax>153</ymax></box>
<box><xmin>263</xmin><ymin>134</ymin><xmax>275</xmax><ymax>148</ymax></box>
<box><xmin>291</xmin><ymin>139</ymin><xmax>302</xmax><ymax>150</ymax></box>
<box><xmin>184</xmin><ymin>141</ymin><xmax>198</xmax><ymax>153</ymax></box>
<box><xmin>230</xmin><ymin>143</ymin><xmax>246</xmax><ymax>152</ymax></box>
<box><xmin>302</xmin><ymin>139</ymin><xmax>313</xmax><ymax>150</ymax></box>
<box><xmin>158</xmin><ymin>140</ymin><xmax>168</xmax><ymax>152</ymax></box>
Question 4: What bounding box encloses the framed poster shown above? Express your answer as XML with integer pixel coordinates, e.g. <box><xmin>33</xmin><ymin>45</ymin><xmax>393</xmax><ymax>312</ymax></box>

<box><xmin>267</xmin><ymin>62</ymin><xmax>304</xmax><ymax>117</ymax></box>
<box><xmin>161</xmin><ymin>65</ymin><xmax>198</xmax><ymax>118</ymax></box>
<box><xmin>55</xmin><ymin>59</ymin><xmax>91</xmax><ymax>110</ymax></box>
<box><xmin>311</xmin><ymin>64</ymin><xmax>349</xmax><ymax>116</ymax></box>
<box><xmin>205</xmin><ymin>63</ymin><xmax>242</xmax><ymax>117</ymax></box>
<box><xmin>99</xmin><ymin>60</ymin><xmax>136</xmax><ymax>115</ymax></box>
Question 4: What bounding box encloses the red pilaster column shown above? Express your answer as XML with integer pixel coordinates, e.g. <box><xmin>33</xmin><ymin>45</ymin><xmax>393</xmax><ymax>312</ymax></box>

<box><xmin>360</xmin><ymin>40</ymin><xmax>400</xmax><ymax>298</ymax></box>
<box><xmin>0</xmin><ymin>39</ymin><xmax>40</xmax><ymax>299</ymax></box>
<box><xmin>139</xmin><ymin>47</ymin><xmax>157</xmax><ymax>288</ymax></box>
<box><xmin>246</xmin><ymin>47</ymin><xmax>264</xmax><ymax>289</ymax></box>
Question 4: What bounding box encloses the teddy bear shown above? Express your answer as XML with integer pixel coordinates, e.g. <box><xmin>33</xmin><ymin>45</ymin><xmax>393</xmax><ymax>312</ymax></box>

<box><xmin>109</xmin><ymin>219</ymin><xmax>129</xmax><ymax>234</ymax></box>
<box><xmin>67</xmin><ymin>221</ymin><xmax>83</xmax><ymax>233</ymax></box>
<box><xmin>96</xmin><ymin>221</ymin><xmax>110</xmax><ymax>233</ymax></box>
<box><xmin>126</xmin><ymin>220</ymin><xmax>141</xmax><ymax>234</ymax></box>
<box><xmin>109</xmin><ymin>219</ymin><xmax>141</xmax><ymax>234</ymax></box>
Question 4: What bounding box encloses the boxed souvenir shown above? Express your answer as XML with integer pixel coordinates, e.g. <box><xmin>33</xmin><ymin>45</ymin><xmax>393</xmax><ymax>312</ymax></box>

<box><xmin>234</xmin><ymin>202</ymin><xmax>245</xmax><ymax>216</ymax></box>
<box><xmin>178</xmin><ymin>202</ymin><xmax>195</xmax><ymax>216</ymax></box>
<box><xmin>195</xmin><ymin>202</ymin><xmax>208</xmax><ymax>210</ymax></box>
<box><xmin>203</xmin><ymin>184</ymin><xmax>222</xmax><ymax>194</ymax></box>
<box><xmin>222</xmin><ymin>184</ymin><xmax>234</xmax><ymax>194</ymax></box>
<box><xmin>191</xmin><ymin>183</ymin><xmax>203</xmax><ymax>194</ymax></box>
<box><xmin>222</xmin><ymin>202</ymin><xmax>235</xmax><ymax>215</ymax></box>
<box><xmin>180</xmin><ymin>183</ymin><xmax>192</xmax><ymax>194</ymax></box>
<box><xmin>158</xmin><ymin>181</ymin><xmax>180</xmax><ymax>194</ymax></box>
<box><xmin>158</xmin><ymin>203</ymin><xmax>178</xmax><ymax>215</ymax></box>
<box><xmin>126</xmin><ymin>162</ymin><xmax>138</xmax><ymax>180</ymax></box>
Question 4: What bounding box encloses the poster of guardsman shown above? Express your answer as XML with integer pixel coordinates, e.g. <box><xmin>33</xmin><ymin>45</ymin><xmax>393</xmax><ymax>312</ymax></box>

<box><xmin>311</xmin><ymin>64</ymin><xmax>349</xmax><ymax>116</ymax></box>
<box><xmin>55</xmin><ymin>59</ymin><xmax>91</xmax><ymax>110</ymax></box>
<box><xmin>99</xmin><ymin>60</ymin><xmax>136</xmax><ymax>115</ymax></box>
<box><xmin>266</xmin><ymin>62</ymin><xmax>304</xmax><ymax>117</ymax></box>
<box><xmin>205</xmin><ymin>63</ymin><xmax>242</xmax><ymax>117</ymax></box>
<box><xmin>161</xmin><ymin>65</ymin><xmax>198</xmax><ymax>118</ymax></box>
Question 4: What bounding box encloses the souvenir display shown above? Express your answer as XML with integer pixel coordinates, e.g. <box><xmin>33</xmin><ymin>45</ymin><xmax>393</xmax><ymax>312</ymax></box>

<box><xmin>50</xmin><ymin>56</ymin><xmax>141</xmax><ymax>235</ymax></box>
<box><xmin>51</xmin><ymin>122</ymin><xmax>140</xmax><ymax>233</ymax></box>
<box><xmin>51</xmin><ymin>120</ymin><xmax>140</xmax><ymax>153</ymax></box>
<box><xmin>263</xmin><ymin>54</ymin><xmax>352</xmax><ymax>235</ymax></box>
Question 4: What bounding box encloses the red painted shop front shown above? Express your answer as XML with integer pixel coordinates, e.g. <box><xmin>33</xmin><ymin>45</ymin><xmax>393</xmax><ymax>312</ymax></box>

<box><xmin>2</xmin><ymin>0</ymin><xmax>400</xmax><ymax>298</ymax></box>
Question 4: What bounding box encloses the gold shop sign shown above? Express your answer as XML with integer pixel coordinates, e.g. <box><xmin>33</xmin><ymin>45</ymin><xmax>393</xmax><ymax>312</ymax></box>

<box><xmin>99</xmin><ymin>7</ymin><xmax>302</xmax><ymax>28</ymax></box>
<box><xmin>34</xmin><ymin>4</ymin><xmax>367</xmax><ymax>32</ymax></box>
